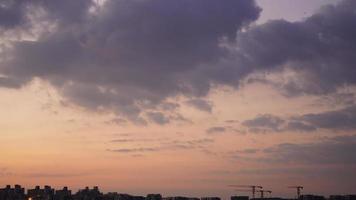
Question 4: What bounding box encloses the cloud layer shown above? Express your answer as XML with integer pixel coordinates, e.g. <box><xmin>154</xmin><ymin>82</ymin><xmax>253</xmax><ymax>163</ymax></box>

<box><xmin>229</xmin><ymin>134</ymin><xmax>356</xmax><ymax>170</ymax></box>
<box><xmin>0</xmin><ymin>0</ymin><xmax>260</xmax><ymax>123</ymax></box>
<box><xmin>262</xmin><ymin>135</ymin><xmax>356</xmax><ymax>164</ymax></box>
<box><xmin>1</xmin><ymin>0</ymin><xmax>356</xmax><ymax>124</ymax></box>
<box><xmin>242</xmin><ymin>105</ymin><xmax>356</xmax><ymax>133</ymax></box>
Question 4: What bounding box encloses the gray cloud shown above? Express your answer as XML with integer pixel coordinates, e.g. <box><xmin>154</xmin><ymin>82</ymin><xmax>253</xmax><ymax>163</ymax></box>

<box><xmin>236</xmin><ymin>166</ymin><xmax>356</xmax><ymax>185</ymax></box>
<box><xmin>315</xmin><ymin>92</ymin><xmax>356</xmax><ymax>107</ymax></box>
<box><xmin>1</xmin><ymin>0</ymin><xmax>92</xmax><ymax>26</ymax></box>
<box><xmin>0</xmin><ymin>0</ymin><xmax>27</xmax><ymax>28</ymax></box>
<box><xmin>0</xmin><ymin>0</ymin><xmax>260</xmax><ymax>123</ymax></box>
<box><xmin>108</xmin><ymin>138</ymin><xmax>214</xmax><ymax>154</ymax></box>
<box><xmin>242</xmin><ymin>114</ymin><xmax>285</xmax><ymax>132</ymax></box>
<box><xmin>237</xmin><ymin>148</ymin><xmax>259</xmax><ymax>154</ymax></box>
<box><xmin>237</xmin><ymin>167</ymin><xmax>347</xmax><ymax>176</ymax></box>
<box><xmin>1</xmin><ymin>0</ymin><xmax>356</xmax><ymax>125</ymax></box>
<box><xmin>110</xmin><ymin>139</ymin><xmax>137</xmax><ymax>143</ymax></box>
<box><xmin>106</xmin><ymin>117</ymin><xmax>127</xmax><ymax>125</ymax></box>
<box><xmin>145</xmin><ymin>112</ymin><xmax>191</xmax><ymax>125</ymax></box>
<box><xmin>107</xmin><ymin>147</ymin><xmax>159</xmax><ymax>153</ymax></box>
<box><xmin>225</xmin><ymin>120</ymin><xmax>239</xmax><ymax>124</ymax></box>
<box><xmin>262</xmin><ymin>135</ymin><xmax>356</xmax><ymax>164</ymax></box>
<box><xmin>242</xmin><ymin>104</ymin><xmax>356</xmax><ymax>133</ymax></box>
<box><xmin>186</xmin><ymin>99</ymin><xmax>213</xmax><ymax>113</ymax></box>
<box><xmin>231</xmin><ymin>148</ymin><xmax>260</xmax><ymax>155</ymax></box>
<box><xmin>146</xmin><ymin>112</ymin><xmax>170</xmax><ymax>125</ymax></box>
<box><xmin>110</xmin><ymin>138</ymin><xmax>160</xmax><ymax>143</ymax></box>
<box><xmin>185</xmin><ymin>99</ymin><xmax>213</xmax><ymax>113</ymax></box>
<box><xmin>285</xmin><ymin>121</ymin><xmax>317</xmax><ymax>132</ymax></box>
<box><xmin>228</xmin><ymin>134</ymin><xmax>356</xmax><ymax>167</ymax></box>
<box><xmin>206</xmin><ymin>127</ymin><xmax>226</xmax><ymax>134</ymax></box>
<box><xmin>236</xmin><ymin>0</ymin><xmax>356</xmax><ymax>96</ymax></box>
<box><xmin>166</xmin><ymin>138</ymin><xmax>214</xmax><ymax>150</ymax></box>
<box><xmin>297</xmin><ymin>105</ymin><xmax>356</xmax><ymax>131</ymax></box>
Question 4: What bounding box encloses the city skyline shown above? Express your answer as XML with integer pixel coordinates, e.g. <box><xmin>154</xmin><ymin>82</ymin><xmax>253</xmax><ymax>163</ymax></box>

<box><xmin>0</xmin><ymin>184</ymin><xmax>355</xmax><ymax>200</ymax></box>
<box><xmin>0</xmin><ymin>0</ymin><xmax>355</xmax><ymax>199</ymax></box>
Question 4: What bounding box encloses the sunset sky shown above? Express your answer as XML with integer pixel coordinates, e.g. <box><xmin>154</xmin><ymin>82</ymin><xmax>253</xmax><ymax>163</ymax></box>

<box><xmin>0</xmin><ymin>0</ymin><xmax>355</xmax><ymax>198</ymax></box>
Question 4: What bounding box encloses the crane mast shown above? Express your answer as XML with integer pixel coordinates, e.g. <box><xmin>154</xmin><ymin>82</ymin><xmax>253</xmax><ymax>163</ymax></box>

<box><xmin>228</xmin><ymin>185</ymin><xmax>263</xmax><ymax>199</ymax></box>
<box><xmin>288</xmin><ymin>186</ymin><xmax>303</xmax><ymax>199</ymax></box>
<box><xmin>257</xmin><ymin>190</ymin><xmax>272</xmax><ymax>199</ymax></box>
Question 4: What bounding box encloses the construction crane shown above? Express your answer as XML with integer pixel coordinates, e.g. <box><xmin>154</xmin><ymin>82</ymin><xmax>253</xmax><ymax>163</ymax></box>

<box><xmin>228</xmin><ymin>185</ymin><xmax>263</xmax><ymax>199</ymax></box>
<box><xmin>288</xmin><ymin>186</ymin><xmax>303</xmax><ymax>199</ymax></box>
<box><xmin>257</xmin><ymin>190</ymin><xmax>272</xmax><ymax>199</ymax></box>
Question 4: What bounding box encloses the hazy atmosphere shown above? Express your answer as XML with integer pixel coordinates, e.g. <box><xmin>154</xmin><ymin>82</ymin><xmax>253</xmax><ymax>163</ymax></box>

<box><xmin>0</xmin><ymin>0</ymin><xmax>355</xmax><ymax>198</ymax></box>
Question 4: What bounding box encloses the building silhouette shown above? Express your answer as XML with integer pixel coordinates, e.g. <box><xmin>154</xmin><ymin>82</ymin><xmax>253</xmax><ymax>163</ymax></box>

<box><xmin>27</xmin><ymin>186</ymin><xmax>55</xmax><ymax>200</ymax></box>
<box><xmin>201</xmin><ymin>197</ymin><xmax>221</xmax><ymax>200</ymax></box>
<box><xmin>231</xmin><ymin>196</ymin><xmax>249</xmax><ymax>200</ymax></box>
<box><xmin>73</xmin><ymin>187</ymin><xmax>102</xmax><ymax>200</ymax></box>
<box><xmin>54</xmin><ymin>187</ymin><xmax>71</xmax><ymax>200</ymax></box>
<box><xmin>0</xmin><ymin>185</ymin><xmax>355</xmax><ymax>200</ymax></box>
<box><xmin>0</xmin><ymin>185</ymin><xmax>25</xmax><ymax>200</ymax></box>
<box><xmin>299</xmin><ymin>195</ymin><xmax>325</xmax><ymax>200</ymax></box>
<box><xmin>146</xmin><ymin>194</ymin><xmax>162</xmax><ymax>200</ymax></box>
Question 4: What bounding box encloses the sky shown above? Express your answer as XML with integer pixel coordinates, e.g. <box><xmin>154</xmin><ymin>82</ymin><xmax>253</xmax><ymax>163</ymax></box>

<box><xmin>0</xmin><ymin>0</ymin><xmax>355</xmax><ymax>199</ymax></box>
